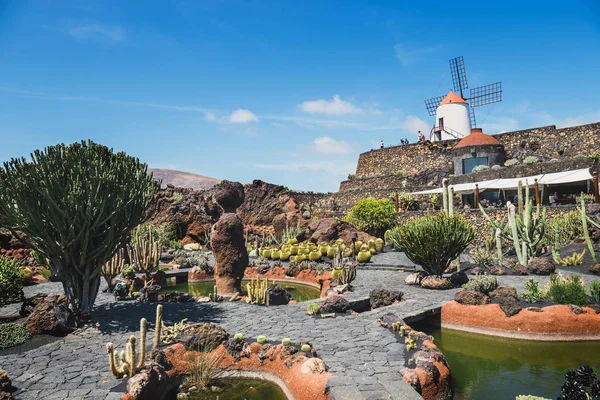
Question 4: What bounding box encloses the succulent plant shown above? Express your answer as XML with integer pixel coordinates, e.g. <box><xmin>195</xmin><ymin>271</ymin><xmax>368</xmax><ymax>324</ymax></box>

<box><xmin>234</xmin><ymin>333</ymin><xmax>244</xmax><ymax>340</ymax></box>
<box><xmin>357</xmin><ymin>249</ymin><xmax>372</xmax><ymax>263</ymax></box>
<box><xmin>306</xmin><ymin>303</ymin><xmax>320</xmax><ymax>315</ymax></box>
<box><xmin>282</xmin><ymin>338</ymin><xmax>291</xmax><ymax>346</ymax></box>
<box><xmin>301</xmin><ymin>344</ymin><xmax>311</xmax><ymax>353</ymax></box>
<box><xmin>257</xmin><ymin>335</ymin><xmax>267</xmax><ymax>344</ymax></box>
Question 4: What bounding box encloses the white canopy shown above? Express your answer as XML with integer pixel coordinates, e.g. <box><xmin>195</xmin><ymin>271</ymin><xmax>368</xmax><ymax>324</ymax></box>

<box><xmin>411</xmin><ymin>168</ymin><xmax>593</xmax><ymax>195</ymax></box>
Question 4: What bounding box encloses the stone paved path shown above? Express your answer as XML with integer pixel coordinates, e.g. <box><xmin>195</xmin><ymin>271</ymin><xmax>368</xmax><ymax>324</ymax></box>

<box><xmin>0</xmin><ymin>252</ymin><xmax>573</xmax><ymax>400</ymax></box>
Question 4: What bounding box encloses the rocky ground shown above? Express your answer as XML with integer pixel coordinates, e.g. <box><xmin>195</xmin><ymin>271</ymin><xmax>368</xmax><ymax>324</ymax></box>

<box><xmin>0</xmin><ymin>251</ymin><xmax>594</xmax><ymax>400</ymax></box>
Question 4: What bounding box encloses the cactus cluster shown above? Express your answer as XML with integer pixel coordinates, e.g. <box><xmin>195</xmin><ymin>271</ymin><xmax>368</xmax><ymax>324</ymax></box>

<box><xmin>209</xmin><ymin>285</ymin><xmax>222</xmax><ymax>302</ymax></box>
<box><xmin>481</xmin><ymin>180</ymin><xmax>546</xmax><ymax>266</ymax></box>
<box><xmin>404</xmin><ymin>336</ymin><xmax>417</xmax><ymax>351</ymax></box>
<box><xmin>246</xmin><ymin>276</ymin><xmax>269</xmax><ymax>305</ymax></box>
<box><xmin>102</xmin><ymin>248</ymin><xmax>125</xmax><ymax>287</ymax></box>
<box><xmin>106</xmin><ymin>305</ymin><xmax>162</xmax><ymax>379</ymax></box>
<box><xmin>554</xmin><ymin>250</ymin><xmax>586</xmax><ymax>266</ymax></box>
<box><xmin>128</xmin><ymin>225</ymin><xmax>160</xmax><ymax>273</ymax></box>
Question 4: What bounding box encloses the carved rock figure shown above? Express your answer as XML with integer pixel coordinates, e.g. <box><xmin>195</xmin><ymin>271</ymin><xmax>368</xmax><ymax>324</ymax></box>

<box><xmin>210</xmin><ymin>181</ymin><xmax>248</xmax><ymax>296</ymax></box>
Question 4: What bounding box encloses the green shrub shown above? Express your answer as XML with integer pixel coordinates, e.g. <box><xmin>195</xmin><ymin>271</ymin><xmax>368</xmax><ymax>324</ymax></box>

<box><xmin>519</xmin><ymin>279</ymin><xmax>545</xmax><ymax>303</ymax></box>
<box><xmin>169</xmin><ymin>240</ymin><xmax>183</xmax><ymax>250</ymax></box>
<box><xmin>462</xmin><ymin>276</ymin><xmax>499</xmax><ymax>294</ymax></box>
<box><xmin>590</xmin><ymin>280</ymin><xmax>600</xmax><ymax>302</ymax></box>
<box><xmin>397</xmin><ymin>192</ymin><xmax>418</xmax><ymax>212</ymax></box>
<box><xmin>121</xmin><ymin>264</ymin><xmax>136</xmax><ymax>280</ymax></box>
<box><xmin>0</xmin><ymin>255</ymin><xmax>24</xmax><ymax>306</ymax></box>
<box><xmin>390</xmin><ymin>213</ymin><xmax>475</xmax><ymax>277</ymax></box>
<box><xmin>19</xmin><ymin>267</ymin><xmax>33</xmax><ymax>285</ymax></box>
<box><xmin>0</xmin><ymin>323</ymin><xmax>31</xmax><ymax>349</ymax></box>
<box><xmin>546</xmin><ymin>274</ymin><xmax>589</xmax><ymax>306</ymax></box>
<box><xmin>344</xmin><ymin>198</ymin><xmax>397</xmax><ymax>237</ymax></box>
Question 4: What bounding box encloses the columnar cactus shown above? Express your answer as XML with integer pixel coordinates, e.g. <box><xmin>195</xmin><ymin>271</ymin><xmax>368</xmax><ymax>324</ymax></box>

<box><xmin>246</xmin><ymin>276</ymin><xmax>269</xmax><ymax>305</ymax></box>
<box><xmin>102</xmin><ymin>248</ymin><xmax>125</xmax><ymax>287</ymax></box>
<box><xmin>106</xmin><ymin>318</ymin><xmax>147</xmax><ymax>378</ymax></box>
<box><xmin>579</xmin><ymin>195</ymin><xmax>598</xmax><ymax>264</ymax></box>
<box><xmin>128</xmin><ymin>226</ymin><xmax>160</xmax><ymax>273</ymax></box>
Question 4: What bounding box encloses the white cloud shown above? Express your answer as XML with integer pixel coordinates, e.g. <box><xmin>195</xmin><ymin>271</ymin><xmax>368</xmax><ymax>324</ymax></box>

<box><xmin>394</xmin><ymin>44</ymin><xmax>440</xmax><ymax>67</ymax></box>
<box><xmin>300</xmin><ymin>95</ymin><xmax>364</xmax><ymax>115</ymax></box>
<box><xmin>228</xmin><ymin>109</ymin><xmax>259</xmax><ymax>123</ymax></box>
<box><xmin>66</xmin><ymin>23</ymin><xmax>125</xmax><ymax>42</ymax></box>
<box><xmin>313</xmin><ymin>137</ymin><xmax>355</xmax><ymax>154</ymax></box>
<box><xmin>401</xmin><ymin>115</ymin><xmax>431</xmax><ymax>135</ymax></box>
<box><xmin>204</xmin><ymin>112</ymin><xmax>218</xmax><ymax>121</ymax></box>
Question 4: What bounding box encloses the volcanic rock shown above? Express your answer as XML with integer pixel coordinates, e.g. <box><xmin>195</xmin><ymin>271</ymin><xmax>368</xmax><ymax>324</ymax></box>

<box><xmin>179</xmin><ymin>323</ymin><xmax>229</xmax><ymax>352</ymax></box>
<box><xmin>590</xmin><ymin>264</ymin><xmax>600</xmax><ymax>276</ymax></box>
<box><xmin>137</xmin><ymin>285</ymin><xmax>164</xmax><ymax>303</ymax></box>
<box><xmin>420</xmin><ymin>276</ymin><xmax>453</xmax><ymax>290</ymax></box>
<box><xmin>266</xmin><ymin>285</ymin><xmax>292</xmax><ymax>305</ymax></box>
<box><xmin>319</xmin><ymin>296</ymin><xmax>351</xmax><ymax>314</ymax></box>
<box><xmin>454</xmin><ymin>290</ymin><xmax>490</xmax><ymax>306</ymax></box>
<box><xmin>405</xmin><ymin>271</ymin><xmax>427</xmax><ymax>286</ymax></box>
<box><xmin>369</xmin><ymin>288</ymin><xmax>403</xmax><ymax>309</ymax></box>
<box><xmin>527</xmin><ymin>257</ymin><xmax>555</xmax><ymax>275</ymax></box>
<box><xmin>449</xmin><ymin>271</ymin><xmax>469</xmax><ymax>287</ymax></box>
<box><xmin>25</xmin><ymin>295</ymin><xmax>77</xmax><ymax>335</ymax></box>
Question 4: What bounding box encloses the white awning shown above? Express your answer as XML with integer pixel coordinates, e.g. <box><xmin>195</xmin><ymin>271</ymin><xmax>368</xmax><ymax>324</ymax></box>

<box><xmin>537</xmin><ymin>168</ymin><xmax>593</xmax><ymax>185</ymax></box>
<box><xmin>411</xmin><ymin>168</ymin><xmax>592</xmax><ymax>195</ymax></box>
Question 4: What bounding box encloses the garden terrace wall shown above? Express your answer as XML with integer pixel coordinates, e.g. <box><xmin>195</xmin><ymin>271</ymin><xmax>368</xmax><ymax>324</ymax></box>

<box><xmin>350</xmin><ymin>122</ymin><xmax>600</xmax><ymax>180</ymax></box>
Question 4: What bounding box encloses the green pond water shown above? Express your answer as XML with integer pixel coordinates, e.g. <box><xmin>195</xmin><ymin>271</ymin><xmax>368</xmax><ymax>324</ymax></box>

<box><xmin>411</xmin><ymin>321</ymin><xmax>600</xmax><ymax>400</ymax></box>
<box><xmin>185</xmin><ymin>377</ymin><xmax>287</xmax><ymax>400</ymax></box>
<box><xmin>164</xmin><ymin>279</ymin><xmax>320</xmax><ymax>302</ymax></box>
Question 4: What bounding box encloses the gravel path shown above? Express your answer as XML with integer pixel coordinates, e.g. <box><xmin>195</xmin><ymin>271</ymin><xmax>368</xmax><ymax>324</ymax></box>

<box><xmin>0</xmin><ymin>251</ymin><xmax>589</xmax><ymax>400</ymax></box>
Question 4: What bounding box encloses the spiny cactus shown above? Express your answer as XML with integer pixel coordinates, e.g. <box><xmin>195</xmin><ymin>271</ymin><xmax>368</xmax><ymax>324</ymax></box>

<box><xmin>301</xmin><ymin>344</ymin><xmax>311</xmax><ymax>353</ymax></box>
<box><xmin>281</xmin><ymin>338</ymin><xmax>291</xmax><ymax>346</ymax></box>
<box><xmin>128</xmin><ymin>225</ymin><xmax>160</xmax><ymax>273</ymax></box>
<box><xmin>257</xmin><ymin>335</ymin><xmax>267</xmax><ymax>344</ymax></box>
<box><xmin>246</xmin><ymin>276</ymin><xmax>269</xmax><ymax>305</ymax></box>
<box><xmin>234</xmin><ymin>333</ymin><xmax>244</xmax><ymax>340</ymax></box>
<box><xmin>106</xmin><ymin>304</ymin><xmax>163</xmax><ymax>378</ymax></box>
<box><xmin>102</xmin><ymin>248</ymin><xmax>125</xmax><ymax>287</ymax></box>
<box><xmin>106</xmin><ymin>318</ymin><xmax>147</xmax><ymax>378</ymax></box>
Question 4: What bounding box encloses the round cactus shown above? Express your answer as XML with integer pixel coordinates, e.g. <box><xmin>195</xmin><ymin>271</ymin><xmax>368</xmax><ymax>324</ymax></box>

<box><xmin>319</xmin><ymin>245</ymin><xmax>328</xmax><ymax>256</ymax></box>
<box><xmin>257</xmin><ymin>335</ymin><xmax>267</xmax><ymax>344</ymax></box>
<box><xmin>263</xmin><ymin>249</ymin><xmax>272</xmax><ymax>259</ymax></box>
<box><xmin>271</xmin><ymin>250</ymin><xmax>281</xmax><ymax>260</ymax></box>
<box><xmin>375</xmin><ymin>238</ymin><xmax>384</xmax><ymax>252</ymax></box>
<box><xmin>290</xmin><ymin>245</ymin><xmax>299</xmax><ymax>255</ymax></box>
<box><xmin>280</xmin><ymin>252</ymin><xmax>291</xmax><ymax>261</ymax></box>
<box><xmin>326</xmin><ymin>246</ymin><xmax>336</xmax><ymax>258</ymax></box>
<box><xmin>282</xmin><ymin>338</ymin><xmax>292</xmax><ymax>346</ymax></box>
<box><xmin>331</xmin><ymin>267</ymin><xmax>343</xmax><ymax>280</ymax></box>
<box><xmin>357</xmin><ymin>250</ymin><xmax>371</xmax><ymax>263</ymax></box>
<box><xmin>342</xmin><ymin>248</ymin><xmax>353</xmax><ymax>257</ymax></box>
<box><xmin>295</xmin><ymin>254</ymin><xmax>307</xmax><ymax>263</ymax></box>
<box><xmin>301</xmin><ymin>344</ymin><xmax>311</xmax><ymax>353</ymax></box>
<box><xmin>234</xmin><ymin>333</ymin><xmax>244</xmax><ymax>340</ymax></box>
<box><xmin>309</xmin><ymin>251</ymin><xmax>321</xmax><ymax>262</ymax></box>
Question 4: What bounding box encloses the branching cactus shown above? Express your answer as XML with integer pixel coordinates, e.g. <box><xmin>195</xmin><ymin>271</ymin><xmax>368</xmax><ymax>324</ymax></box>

<box><xmin>480</xmin><ymin>180</ymin><xmax>546</xmax><ymax>266</ymax></box>
<box><xmin>106</xmin><ymin>318</ymin><xmax>147</xmax><ymax>378</ymax></box>
<box><xmin>106</xmin><ymin>304</ymin><xmax>163</xmax><ymax>379</ymax></box>
<box><xmin>128</xmin><ymin>225</ymin><xmax>160</xmax><ymax>273</ymax></box>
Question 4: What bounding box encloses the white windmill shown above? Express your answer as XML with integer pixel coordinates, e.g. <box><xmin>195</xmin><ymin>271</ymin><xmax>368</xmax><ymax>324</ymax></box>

<box><xmin>424</xmin><ymin>56</ymin><xmax>502</xmax><ymax>141</ymax></box>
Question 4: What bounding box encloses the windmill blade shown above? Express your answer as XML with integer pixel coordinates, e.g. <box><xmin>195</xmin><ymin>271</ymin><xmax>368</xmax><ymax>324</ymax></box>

<box><xmin>469</xmin><ymin>107</ymin><xmax>477</xmax><ymax>128</ymax></box>
<box><xmin>469</xmin><ymin>82</ymin><xmax>502</xmax><ymax>107</ymax></box>
<box><xmin>424</xmin><ymin>95</ymin><xmax>446</xmax><ymax>116</ymax></box>
<box><xmin>449</xmin><ymin>56</ymin><xmax>468</xmax><ymax>95</ymax></box>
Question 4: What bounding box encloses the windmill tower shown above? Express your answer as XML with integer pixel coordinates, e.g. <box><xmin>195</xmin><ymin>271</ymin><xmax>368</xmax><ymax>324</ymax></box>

<box><xmin>424</xmin><ymin>57</ymin><xmax>502</xmax><ymax>141</ymax></box>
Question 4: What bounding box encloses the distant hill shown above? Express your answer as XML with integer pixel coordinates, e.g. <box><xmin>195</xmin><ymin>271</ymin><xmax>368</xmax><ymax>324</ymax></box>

<box><xmin>148</xmin><ymin>168</ymin><xmax>221</xmax><ymax>190</ymax></box>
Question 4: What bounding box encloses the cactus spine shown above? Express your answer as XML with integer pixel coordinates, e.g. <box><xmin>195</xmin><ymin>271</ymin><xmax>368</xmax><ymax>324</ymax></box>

<box><xmin>128</xmin><ymin>225</ymin><xmax>159</xmax><ymax>273</ymax></box>
<box><xmin>246</xmin><ymin>276</ymin><xmax>269</xmax><ymax>305</ymax></box>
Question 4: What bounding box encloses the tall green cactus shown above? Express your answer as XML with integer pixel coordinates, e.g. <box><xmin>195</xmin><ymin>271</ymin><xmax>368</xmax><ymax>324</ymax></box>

<box><xmin>128</xmin><ymin>225</ymin><xmax>160</xmax><ymax>273</ymax></box>
<box><xmin>578</xmin><ymin>195</ymin><xmax>598</xmax><ymax>264</ymax></box>
<box><xmin>495</xmin><ymin>228</ymin><xmax>503</xmax><ymax>266</ymax></box>
<box><xmin>0</xmin><ymin>141</ymin><xmax>159</xmax><ymax>318</ymax></box>
<box><xmin>480</xmin><ymin>180</ymin><xmax>546</xmax><ymax>266</ymax></box>
<box><xmin>107</xmin><ymin>318</ymin><xmax>147</xmax><ymax>378</ymax></box>
<box><xmin>102</xmin><ymin>248</ymin><xmax>125</xmax><ymax>288</ymax></box>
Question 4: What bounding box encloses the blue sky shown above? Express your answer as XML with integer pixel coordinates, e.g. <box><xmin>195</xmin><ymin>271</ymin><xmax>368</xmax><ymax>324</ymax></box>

<box><xmin>1</xmin><ymin>1</ymin><xmax>599</xmax><ymax>192</ymax></box>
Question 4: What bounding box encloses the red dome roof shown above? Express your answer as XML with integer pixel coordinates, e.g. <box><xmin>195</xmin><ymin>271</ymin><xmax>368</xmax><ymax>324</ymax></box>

<box><xmin>439</xmin><ymin>91</ymin><xmax>467</xmax><ymax>106</ymax></box>
<box><xmin>455</xmin><ymin>128</ymin><xmax>500</xmax><ymax>148</ymax></box>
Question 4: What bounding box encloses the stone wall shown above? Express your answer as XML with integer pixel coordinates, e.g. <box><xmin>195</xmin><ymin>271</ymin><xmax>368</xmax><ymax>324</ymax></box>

<box><xmin>350</xmin><ymin>122</ymin><xmax>600</xmax><ymax>181</ymax></box>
